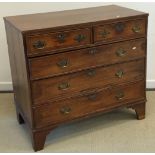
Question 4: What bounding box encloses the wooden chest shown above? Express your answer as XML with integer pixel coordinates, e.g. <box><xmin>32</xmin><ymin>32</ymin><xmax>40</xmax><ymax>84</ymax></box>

<box><xmin>4</xmin><ymin>5</ymin><xmax>148</xmax><ymax>151</ymax></box>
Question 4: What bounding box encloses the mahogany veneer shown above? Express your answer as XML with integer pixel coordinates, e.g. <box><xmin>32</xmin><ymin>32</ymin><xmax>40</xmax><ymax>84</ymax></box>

<box><xmin>4</xmin><ymin>5</ymin><xmax>148</xmax><ymax>151</ymax></box>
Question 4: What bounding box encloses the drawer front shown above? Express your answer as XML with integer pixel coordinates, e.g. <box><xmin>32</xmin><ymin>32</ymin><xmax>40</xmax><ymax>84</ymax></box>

<box><xmin>33</xmin><ymin>80</ymin><xmax>145</xmax><ymax>128</ymax></box>
<box><xmin>94</xmin><ymin>19</ymin><xmax>146</xmax><ymax>43</ymax></box>
<box><xmin>29</xmin><ymin>38</ymin><xmax>145</xmax><ymax>80</ymax></box>
<box><xmin>32</xmin><ymin>59</ymin><xmax>145</xmax><ymax>104</ymax></box>
<box><xmin>26</xmin><ymin>28</ymin><xmax>91</xmax><ymax>56</ymax></box>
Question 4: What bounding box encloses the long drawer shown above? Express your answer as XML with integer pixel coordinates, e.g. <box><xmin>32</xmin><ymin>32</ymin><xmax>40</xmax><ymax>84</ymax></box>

<box><xmin>29</xmin><ymin>38</ymin><xmax>145</xmax><ymax>80</ymax></box>
<box><xmin>33</xmin><ymin>80</ymin><xmax>145</xmax><ymax>128</ymax></box>
<box><xmin>32</xmin><ymin>59</ymin><xmax>145</xmax><ymax>104</ymax></box>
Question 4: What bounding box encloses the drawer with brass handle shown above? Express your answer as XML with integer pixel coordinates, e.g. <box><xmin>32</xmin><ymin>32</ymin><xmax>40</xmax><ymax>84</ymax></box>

<box><xmin>32</xmin><ymin>59</ymin><xmax>144</xmax><ymax>105</ymax></box>
<box><xmin>29</xmin><ymin>38</ymin><xmax>145</xmax><ymax>80</ymax></box>
<box><xmin>94</xmin><ymin>19</ymin><xmax>146</xmax><ymax>43</ymax></box>
<box><xmin>33</xmin><ymin>80</ymin><xmax>145</xmax><ymax>128</ymax></box>
<box><xmin>26</xmin><ymin>28</ymin><xmax>91</xmax><ymax>56</ymax></box>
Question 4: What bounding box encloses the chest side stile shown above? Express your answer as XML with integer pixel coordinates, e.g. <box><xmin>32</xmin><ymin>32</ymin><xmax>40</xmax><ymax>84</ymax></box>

<box><xmin>4</xmin><ymin>20</ymin><xmax>34</xmax><ymax>128</ymax></box>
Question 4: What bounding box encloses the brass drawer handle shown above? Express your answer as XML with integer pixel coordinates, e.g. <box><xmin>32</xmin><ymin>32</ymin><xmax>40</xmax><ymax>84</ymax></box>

<box><xmin>74</xmin><ymin>34</ymin><xmax>86</xmax><ymax>43</ymax></box>
<box><xmin>132</xmin><ymin>25</ymin><xmax>141</xmax><ymax>33</ymax></box>
<box><xmin>100</xmin><ymin>29</ymin><xmax>110</xmax><ymax>38</ymax></box>
<box><xmin>57</xmin><ymin>34</ymin><xmax>66</xmax><ymax>43</ymax></box>
<box><xmin>115</xmin><ymin>22</ymin><xmax>125</xmax><ymax>32</ymax></box>
<box><xmin>58</xmin><ymin>82</ymin><xmax>70</xmax><ymax>90</ymax></box>
<box><xmin>116</xmin><ymin>48</ymin><xmax>126</xmax><ymax>57</ymax></box>
<box><xmin>115</xmin><ymin>92</ymin><xmax>125</xmax><ymax>100</ymax></box>
<box><xmin>33</xmin><ymin>40</ymin><xmax>46</xmax><ymax>49</ymax></box>
<box><xmin>60</xmin><ymin>106</ymin><xmax>71</xmax><ymax>115</ymax></box>
<box><xmin>57</xmin><ymin>59</ymin><xmax>69</xmax><ymax>68</ymax></box>
<box><xmin>115</xmin><ymin>70</ymin><xmax>124</xmax><ymax>78</ymax></box>
<box><xmin>86</xmin><ymin>69</ymin><xmax>96</xmax><ymax>77</ymax></box>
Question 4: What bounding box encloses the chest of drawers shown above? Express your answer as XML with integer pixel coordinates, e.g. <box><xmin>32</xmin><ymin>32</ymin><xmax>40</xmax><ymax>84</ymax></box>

<box><xmin>4</xmin><ymin>5</ymin><xmax>148</xmax><ymax>151</ymax></box>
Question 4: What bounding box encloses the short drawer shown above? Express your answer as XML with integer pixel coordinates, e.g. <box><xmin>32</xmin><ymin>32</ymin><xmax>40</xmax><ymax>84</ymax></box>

<box><xmin>94</xmin><ymin>19</ymin><xmax>146</xmax><ymax>43</ymax></box>
<box><xmin>33</xmin><ymin>80</ymin><xmax>145</xmax><ymax>128</ymax></box>
<box><xmin>29</xmin><ymin>38</ymin><xmax>145</xmax><ymax>80</ymax></box>
<box><xmin>26</xmin><ymin>28</ymin><xmax>91</xmax><ymax>56</ymax></box>
<box><xmin>32</xmin><ymin>59</ymin><xmax>145</xmax><ymax>104</ymax></box>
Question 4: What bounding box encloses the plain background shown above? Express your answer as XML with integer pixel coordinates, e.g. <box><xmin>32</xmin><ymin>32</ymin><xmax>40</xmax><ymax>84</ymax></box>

<box><xmin>0</xmin><ymin>2</ymin><xmax>155</xmax><ymax>90</ymax></box>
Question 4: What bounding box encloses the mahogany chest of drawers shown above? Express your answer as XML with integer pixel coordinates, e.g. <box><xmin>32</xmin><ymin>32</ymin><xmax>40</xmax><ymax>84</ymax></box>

<box><xmin>4</xmin><ymin>5</ymin><xmax>148</xmax><ymax>151</ymax></box>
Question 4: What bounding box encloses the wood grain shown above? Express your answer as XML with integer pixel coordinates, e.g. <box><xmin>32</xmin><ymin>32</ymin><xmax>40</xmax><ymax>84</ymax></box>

<box><xmin>32</xmin><ymin>59</ymin><xmax>145</xmax><ymax>105</ymax></box>
<box><xmin>33</xmin><ymin>80</ymin><xmax>145</xmax><ymax>128</ymax></box>
<box><xmin>4</xmin><ymin>21</ymin><xmax>33</xmax><ymax>127</ymax></box>
<box><xmin>26</xmin><ymin>28</ymin><xmax>91</xmax><ymax>56</ymax></box>
<box><xmin>29</xmin><ymin>38</ymin><xmax>146</xmax><ymax>80</ymax></box>
<box><xmin>94</xmin><ymin>18</ymin><xmax>146</xmax><ymax>43</ymax></box>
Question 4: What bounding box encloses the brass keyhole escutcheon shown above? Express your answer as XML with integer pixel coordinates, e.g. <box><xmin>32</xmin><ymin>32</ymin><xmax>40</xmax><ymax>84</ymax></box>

<box><xmin>87</xmin><ymin>93</ymin><xmax>97</xmax><ymax>101</ymax></box>
<box><xmin>74</xmin><ymin>34</ymin><xmax>86</xmax><ymax>43</ymax></box>
<box><xmin>57</xmin><ymin>34</ymin><xmax>66</xmax><ymax>43</ymax></box>
<box><xmin>115</xmin><ymin>22</ymin><xmax>125</xmax><ymax>33</ymax></box>
<box><xmin>86</xmin><ymin>69</ymin><xmax>96</xmax><ymax>77</ymax></box>
<box><xmin>100</xmin><ymin>29</ymin><xmax>110</xmax><ymax>38</ymax></box>
<box><xmin>89</xmin><ymin>49</ymin><xmax>97</xmax><ymax>55</ymax></box>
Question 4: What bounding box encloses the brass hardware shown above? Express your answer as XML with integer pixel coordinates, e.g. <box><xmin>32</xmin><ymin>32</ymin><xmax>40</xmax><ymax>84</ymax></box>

<box><xmin>132</xmin><ymin>25</ymin><xmax>141</xmax><ymax>33</ymax></box>
<box><xmin>86</xmin><ymin>69</ymin><xmax>96</xmax><ymax>77</ymax></box>
<box><xmin>89</xmin><ymin>49</ymin><xmax>97</xmax><ymax>54</ymax></box>
<box><xmin>57</xmin><ymin>34</ymin><xmax>66</xmax><ymax>43</ymax></box>
<box><xmin>100</xmin><ymin>29</ymin><xmax>110</xmax><ymax>38</ymax></box>
<box><xmin>116</xmin><ymin>48</ymin><xmax>126</xmax><ymax>57</ymax></box>
<box><xmin>33</xmin><ymin>40</ymin><xmax>46</xmax><ymax>49</ymax></box>
<box><xmin>74</xmin><ymin>34</ymin><xmax>86</xmax><ymax>43</ymax></box>
<box><xmin>115</xmin><ymin>70</ymin><xmax>124</xmax><ymax>78</ymax></box>
<box><xmin>115</xmin><ymin>92</ymin><xmax>124</xmax><ymax>100</ymax></box>
<box><xmin>60</xmin><ymin>106</ymin><xmax>71</xmax><ymax>115</ymax></box>
<box><xmin>57</xmin><ymin>59</ymin><xmax>69</xmax><ymax>68</ymax></box>
<box><xmin>58</xmin><ymin>82</ymin><xmax>70</xmax><ymax>90</ymax></box>
<box><xmin>87</xmin><ymin>93</ymin><xmax>97</xmax><ymax>101</ymax></box>
<box><xmin>115</xmin><ymin>22</ymin><xmax>125</xmax><ymax>32</ymax></box>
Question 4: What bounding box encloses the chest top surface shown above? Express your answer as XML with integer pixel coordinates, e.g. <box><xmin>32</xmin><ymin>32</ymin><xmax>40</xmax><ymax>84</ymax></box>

<box><xmin>4</xmin><ymin>5</ymin><xmax>148</xmax><ymax>32</ymax></box>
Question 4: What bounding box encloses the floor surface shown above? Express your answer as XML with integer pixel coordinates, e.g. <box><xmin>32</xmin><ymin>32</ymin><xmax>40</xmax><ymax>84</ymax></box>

<box><xmin>0</xmin><ymin>92</ymin><xmax>155</xmax><ymax>152</ymax></box>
